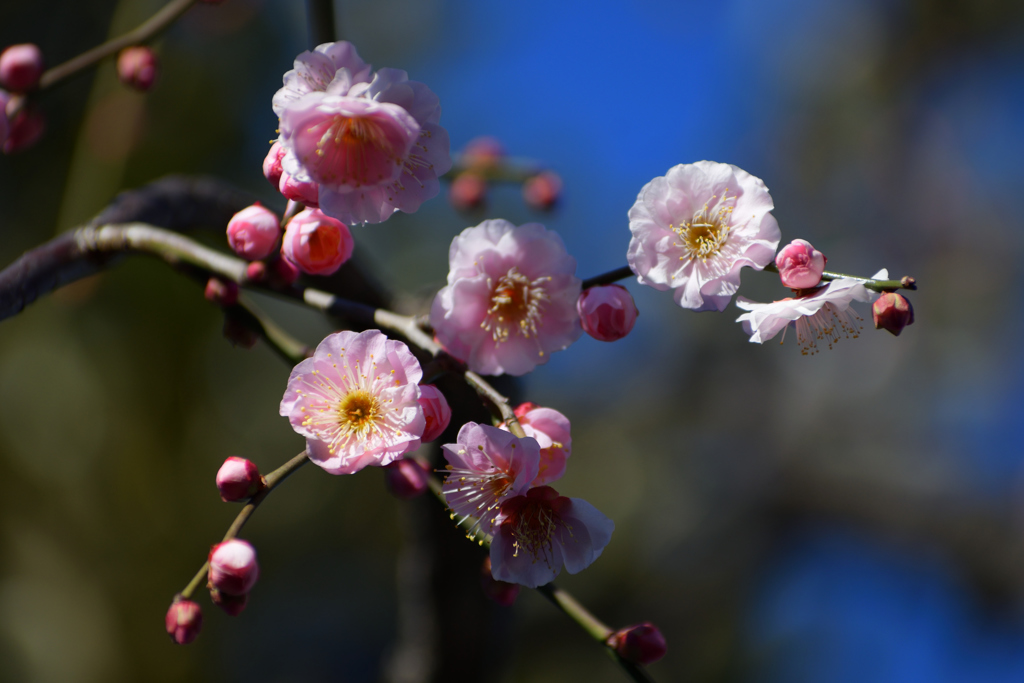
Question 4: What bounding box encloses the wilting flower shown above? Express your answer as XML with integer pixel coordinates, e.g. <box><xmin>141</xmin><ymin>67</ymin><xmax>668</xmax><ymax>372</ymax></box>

<box><xmin>502</xmin><ymin>402</ymin><xmax>571</xmax><ymax>486</ymax></box>
<box><xmin>627</xmin><ymin>161</ymin><xmax>781</xmax><ymax>312</ymax></box>
<box><xmin>274</xmin><ymin>41</ymin><xmax>451</xmax><ymax>225</ymax></box>
<box><xmin>430</xmin><ymin>219</ymin><xmax>582</xmax><ymax>376</ymax></box>
<box><xmin>490</xmin><ymin>486</ymin><xmax>614</xmax><ymax>588</ymax></box>
<box><xmin>280</xmin><ymin>329</ymin><xmax>426</xmax><ymax>474</ymax></box>
<box><xmin>441</xmin><ymin>422</ymin><xmax>540</xmax><ymax>536</ymax></box>
<box><xmin>735</xmin><ymin>277</ymin><xmax>874</xmax><ymax>355</ymax></box>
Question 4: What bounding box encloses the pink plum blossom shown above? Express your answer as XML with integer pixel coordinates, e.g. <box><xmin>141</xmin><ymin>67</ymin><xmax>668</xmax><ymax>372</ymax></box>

<box><xmin>165</xmin><ymin>600</ymin><xmax>202</xmax><ymax>644</ymax></box>
<box><xmin>226</xmin><ymin>203</ymin><xmax>280</xmax><ymax>261</ymax></box>
<box><xmin>429</xmin><ymin>219</ymin><xmax>582</xmax><ymax>376</ymax></box>
<box><xmin>280</xmin><ymin>329</ymin><xmax>426</xmax><ymax>475</ymax></box>
<box><xmin>776</xmin><ymin>239</ymin><xmax>826</xmax><ymax>290</ymax></box>
<box><xmin>627</xmin><ymin>161</ymin><xmax>781</xmax><ymax>312</ymax></box>
<box><xmin>279</xmin><ymin>171</ymin><xmax>319</xmax><ymax>207</ymax></box>
<box><xmin>503</xmin><ymin>402</ymin><xmax>571</xmax><ymax>487</ymax></box>
<box><xmin>417</xmin><ymin>384</ymin><xmax>451</xmax><ymax>443</ymax></box>
<box><xmin>281</xmin><ymin>208</ymin><xmax>354</xmax><ymax>276</ymax></box>
<box><xmin>274</xmin><ymin>41</ymin><xmax>451</xmax><ymax>225</ymax></box>
<box><xmin>215</xmin><ymin>457</ymin><xmax>265</xmax><ymax>502</ymax></box>
<box><xmin>441</xmin><ymin>422</ymin><xmax>540</xmax><ymax>536</ymax></box>
<box><xmin>735</xmin><ymin>277</ymin><xmax>875</xmax><ymax>355</ymax></box>
<box><xmin>208</xmin><ymin>539</ymin><xmax>259</xmax><ymax>596</ymax></box>
<box><xmin>577</xmin><ymin>284</ymin><xmax>639</xmax><ymax>342</ymax></box>
<box><xmin>490</xmin><ymin>486</ymin><xmax>614</xmax><ymax>588</ymax></box>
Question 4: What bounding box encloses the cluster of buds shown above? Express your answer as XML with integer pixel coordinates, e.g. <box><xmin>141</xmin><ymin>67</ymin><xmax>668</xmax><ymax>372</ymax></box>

<box><xmin>447</xmin><ymin>136</ymin><xmax>563</xmax><ymax>213</ymax></box>
<box><xmin>0</xmin><ymin>44</ymin><xmax>46</xmax><ymax>154</ymax></box>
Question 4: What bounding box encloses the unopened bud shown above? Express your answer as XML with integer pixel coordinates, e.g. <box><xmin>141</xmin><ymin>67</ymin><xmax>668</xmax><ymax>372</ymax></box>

<box><xmin>268</xmin><ymin>255</ymin><xmax>300</xmax><ymax>286</ymax></box>
<box><xmin>513</xmin><ymin>402</ymin><xmax>540</xmax><ymax>419</ymax></box>
<box><xmin>872</xmin><ymin>292</ymin><xmax>914</xmax><ymax>336</ymax></box>
<box><xmin>0</xmin><ymin>44</ymin><xmax>43</xmax><ymax>92</ymax></box>
<box><xmin>480</xmin><ymin>556</ymin><xmax>519</xmax><ymax>606</ymax></box>
<box><xmin>281</xmin><ymin>209</ymin><xmax>353</xmax><ymax>276</ymax></box>
<box><xmin>210</xmin><ymin>587</ymin><xmax>248</xmax><ymax>616</ymax></box>
<box><xmin>522</xmin><ymin>171</ymin><xmax>562</xmax><ymax>211</ymax></box>
<box><xmin>263</xmin><ymin>141</ymin><xmax>285</xmax><ymax>189</ymax></box>
<box><xmin>216</xmin><ymin>456</ymin><xmax>265</xmax><ymax>502</ymax></box>
<box><xmin>165</xmin><ymin>599</ymin><xmax>202</xmax><ymax>644</ymax></box>
<box><xmin>418</xmin><ymin>384</ymin><xmax>451</xmax><ymax>443</ymax></box>
<box><xmin>776</xmin><ymin>239</ymin><xmax>826</xmax><ymax>289</ymax></box>
<box><xmin>116</xmin><ymin>46</ymin><xmax>159</xmax><ymax>92</ymax></box>
<box><xmin>204</xmin><ymin>277</ymin><xmax>238</xmax><ymax>306</ymax></box>
<box><xmin>448</xmin><ymin>172</ymin><xmax>487</xmax><ymax>211</ymax></box>
<box><xmin>227</xmin><ymin>203</ymin><xmax>280</xmax><ymax>261</ymax></box>
<box><xmin>279</xmin><ymin>172</ymin><xmax>319</xmax><ymax>207</ymax></box>
<box><xmin>609</xmin><ymin>622</ymin><xmax>667</xmax><ymax>665</ymax></box>
<box><xmin>208</xmin><ymin>539</ymin><xmax>259</xmax><ymax>596</ymax></box>
<box><xmin>3</xmin><ymin>105</ymin><xmax>45</xmax><ymax>154</ymax></box>
<box><xmin>245</xmin><ymin>260</ymin><xmax>267</xmax><ymax>282</ymax></box>
<box><xmin>222</xmin><ymin>309</ymin><xmax>259</xmax><ymax>349</ymax></box>
<box><xmin>460</xmin><ymin>136</ymin><xmax>505</xmax><ymax>169</ymax></box>
<box><xmin>577</xmin><ymin>284</ymin><xmax>639</xmax><ymax>342</ymax></box>
<box><xmin>383</xmin><ymin>458</ymin><xmax>430</xmax><ymax>500</ymax></box>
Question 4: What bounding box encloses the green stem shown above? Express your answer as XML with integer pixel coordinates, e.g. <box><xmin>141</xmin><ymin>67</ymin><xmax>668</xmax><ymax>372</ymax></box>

<box><xmin>762</xmin><ymin>262</ymin><xmax>916</xmax><ymax>292</ymax></box>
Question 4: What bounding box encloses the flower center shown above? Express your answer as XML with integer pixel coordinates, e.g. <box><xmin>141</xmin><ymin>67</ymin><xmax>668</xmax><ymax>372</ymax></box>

<box><xmin>793</xmin><ymin>302</ymin><xmax>862</xmax><ymax>356</ymax></box>
<box><xmin>307</xmin><ymin>224</ymin><xmax>341</xmax><ymax>265</ymax></box>
<box><xmin>337</xmin><ymin>389</ymin><xmax>381</xmax><ymax>435</ymax></box>
<box><xmin>304</xmin><ymin>114</ymin><xmax>402</xmax><ymax>187</ymax></box>
<box><xmin>509</xmin><ymin>499</ymin><xmax>560</xmax><ymax>564</ymax></box>
<box><xmin>671</xmin><ymin>193</ymin><xmax>735</xmax><ymax>262</ymax></box>
<box><xmin>480</xmin><ymin>267</ymin><xmax>551</xmax><ymax>344</ymax></box>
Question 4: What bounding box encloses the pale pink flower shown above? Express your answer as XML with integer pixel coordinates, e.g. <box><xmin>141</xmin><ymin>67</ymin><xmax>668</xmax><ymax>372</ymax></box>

<box><xmin>441</xmin><ymin>422</ymin><xmax>540</xmax><ymax>536</ymax></box>
<box><xmin>503</xmin><ymin>402</ymin><xmax>571</xmax><ymax>487</ymax></box>
<box><xmin>281</xmin><ymin>208</ymin><xmax>354</xmax><ymax>276</ymax></box>
<box><xmin>226</xmin><ymin>203</ymin><xmax>280</xmax><ymax>261</ymax></box>
<box><xmin>735</xmin><ymin>277</ymin><xmax>874</xmax><ymax>355</ymax></box>
<box><xmin>275</xmin><ymin>42</ymin><xmax>451</xmax><ymax>225</ymax></box>
<box><xmin>429</xmin><ymin>219</ymin><xmax>582</xmax><ymax>376</ymax></box>
<box><xmin>776</xmin><ymin>238</ymin><xmax>826</xmax><ymax>289</ymax></box>
<box><xmin>208</xmin><ymin>539</ymin><xmax>259</xmax><ymax>596</ymax></box>
<box><xmin>280</xmin><ymin>329</ymin><xmax>425</xmax><ymax>474</ymax></box>
<box><xmin>165</xmin><ymin>600</ymin><xmax>202</xmax><ymax>645</ymax></box>
<box><xmin>417</xmin><ymin>384</ymin><xmax>451</xmax><ymax>443</ymax></box>
<box><xmin>627</xmin><ymin>161</ymin><xmax>781</xmax><ymax>312</ymax></box>
<box><xmin>490</xmin><ymin>486</ymin><xmax>614</xmax><ymax>588</ymax></box>
<box><xmin>577</xmin><ymin>284</ymin><xmax>639</xmax><ymax>342</ymax></box>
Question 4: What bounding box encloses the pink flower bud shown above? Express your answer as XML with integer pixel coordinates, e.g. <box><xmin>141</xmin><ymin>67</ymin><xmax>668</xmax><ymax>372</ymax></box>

<box><xmin>480</xmin><ymin>556</ymin><xmax>520</xmax><ymax>606</ymax></box>
<box><xmin>281</xmin><ymin>209</ymin><xmax>354</xmax><ymax>276</ymax></box>
<box><xmin>448</xmin><ymin>172</ymin><xmax>487</xmax><ymax>211</ymax></box>
<box><xmin>216</xmin><ymin>456</ymin><xmax>265</xmax><ymax>502</ymax></box>
<box><xmin>0</xmin><ymin>44</ymin><xmax>43</xmax><ymax>92</ymax></box>
<box><xmin>208</xmin><ymin>539</ymin><xmax>259</xmax><ymax>596</ymax></box>
<box><xmin>418</xmin><ymin>384</ymin><xmax>451</xmax><ymax>443</ymax></box>
<box><xmin>460</xmin><ymin>136</ymin><xmax>505</xmax><ymax>169</ymax></box>
<box><xmin>226</xmin><ymin>203</ymin><xmax>280</xmax><ymax>260</ymax></box>
<box><xmin>872</xmin><ymin>292</ymin><xmax>914</xmax><ymax>336</ymax></box>
<box><xmin>513</xmin><ymin>401</ymin><xmax>540</xmax><ymax>419</ymax></box>
<box><xmin>775</xmin><ymin>239</ymin><xmax>826</xmax><ymax>290</ymax></box>
<box><xmin>269</xmin><ymin>255</ymin><xmax>300</xmax><ymax>285</ymax></box>
<box><xmin>3</xmin><ymin>105</ymin><xmax>44</xmax><ymax>154</ymax></box>
<box><xmin>165</xmin><ymin>599</ymin><xmax>202</xmax><ymax>644</ymax></box>
<box><xmin>204</xmin><ymin>277</ymin><xmax>238</xmax><ymax>306</ymax></box>
<box><xmin>245</xmin><ymin>260</ymin><xmax>266</xmax><ymax>282</ymax></box>
<box><xmin>263</xmin><ymin>141</ymin><xmax>285</xmax><ymax>189</ymax></box>
<box><xmin>577</xmin><ymin>284</ymin><xmax>639</xmax><ymax>342</ymax></box>
<box><xmin>609</xmin><ymin>622</ymin><xmax>667</xmax><ymax>665</ymax></box>
<box><xmin>210</xmin><ymin>588</ymin><xmax>248</xmax><ymax>616</ymax></box>
<box><xmin>279</xmin><ymin>171</ymin><xmax>319</xmax><ymax>207</ymax></box>
<box><xmin>383</xmin><ymin>458</ymin><xmax>430</xmax><ymax>500</ymax></box>
<box><xmin>522</xmin><ymin>171</ymin><xmax>562</xmax><ymax>211</ymax></box>
<box><xmin>116</xmin><ymin>46</ymin><xmax>159</xmax><ymax>92</ymax></box>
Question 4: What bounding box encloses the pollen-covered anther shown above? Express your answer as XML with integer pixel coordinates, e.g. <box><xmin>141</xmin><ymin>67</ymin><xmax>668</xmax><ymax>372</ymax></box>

<box><xmin>480</xmin><ymin>267</ymin><xmax>550</xmax><ymax>343</ymax></box>
<box><xmin>671</xmin><ymin>192</ymin><xmax>735</xmax><ymax>262</ymax></box>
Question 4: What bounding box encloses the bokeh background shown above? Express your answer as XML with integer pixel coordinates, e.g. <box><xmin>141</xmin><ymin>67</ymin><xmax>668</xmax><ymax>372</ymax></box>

<box><xmin>2</xmin><ymin>0</ymin><xmax>1024</xmax><ymax>681</ymax></box>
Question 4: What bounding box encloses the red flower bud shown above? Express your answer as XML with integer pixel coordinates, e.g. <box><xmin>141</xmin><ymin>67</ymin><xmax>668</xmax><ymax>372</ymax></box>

<box><xmin>208</xmin><ymin>539</ymin><xmax>259</xmax><ymax>596</ymax></box>
<box><xmin>116</xmin><ymin>46</ymin><xmax>159</xmax><ymax>92</ymax></box>
<box><xmin>0</xmin><ymin>44</ymin><xmax>44</xmax><ymax>92</ymax></box>
<box><xmin>383</xmin><ymin>458</ymin><xmax>430</xmax><ymax>500</ymax></box>
<box><xmin>165</xmin><ymin>599</ymin><xmax>202</xmax><ymax>644</ymax></box>
<box><xmin>480</xmin><ymin>556</ymin><xmax>519</xmax><ymax>606</ymax></box>
<box><xmin>216</xmin><ymin>457</ymin><xmax>265</xmax><ymax>502</ymax></box>
<box><xmin>3</xmin><ymin>104</ymin><xmax>45</xmax><ymax>154</ymax></box>
<box><xmin>210</xmin><ymin>587</ymin><xmax>248</xmax><ymax>616</ymax></box>
<box><xmin>577</xmin><ymin>284</ymin><xmax>639</xmax><ymax>342</ymax></box>
<box><xmin>449</xmin><ymin>172</ymin><xmax>487</xmax><ymax>211</ymax></box>
<box><xmin>522</xmin><ymin>171</ymin><xmax>562</xmax><ymax>211</ymax></box>
<box><xmin>204</xmin><ymin>277</ymin><xmax>239</xmax><ymax>306</ymax></box>
<box><xmin>609</xmin><ymin>622</ymin><xmax>667</xmax><ymax>665</ymax></box>
<box><xmin>872</xmin><ymin>292</ymin><xmax>914</xmax><ymax>336</ymax></box>
<box><xmin>460</xmin><ymin>136</ymin><xmax>505</xmax><ymax>170</ymax></box>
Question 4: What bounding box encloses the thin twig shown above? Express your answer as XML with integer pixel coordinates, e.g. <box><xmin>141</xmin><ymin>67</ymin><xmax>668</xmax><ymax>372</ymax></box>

<box><xmin>582</xmin><ymin>265</ymin><xmax>634</xmax><ymax>290</ymax></box>
<box><xmin>179</xmin><ymin>451</ymin><xmax>309</xmax><ymax>600</ymax></box>
<box><xmin>762</xmin><ymin>262</ymin><xmax>917</xmax><ymax>292</ymax></box>
<box><xmin>39</xmin><ymin>0</ymin><xmax>198</xmax><ymax>90</ymax></box>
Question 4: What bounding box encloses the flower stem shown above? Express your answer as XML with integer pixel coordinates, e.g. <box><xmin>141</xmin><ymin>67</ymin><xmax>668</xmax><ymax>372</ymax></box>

<box><xmin>582</xmin><ymin>265</ymin><xmax>634</xmax><ymax>289</ymax></box>
<box><xmin>762</xmin><ymin>262</ymin><xmax>917</xmax><ymax>292</ymax></box>
<box><xmin>39</xmin><ymin>0</ymin><xmax>198</xmax><ymax>90</ymax></box>
<box><xmin>179</xmin><ymin>451</ymin><xmax>308</xmax><ymax>599</ymax></box>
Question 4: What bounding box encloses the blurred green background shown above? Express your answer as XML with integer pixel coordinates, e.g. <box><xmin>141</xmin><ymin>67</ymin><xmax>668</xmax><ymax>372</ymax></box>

<box><xmin>2</xmin><ymin>0</ymin><xmax>1024</xmax><ymax>681</ymax></box>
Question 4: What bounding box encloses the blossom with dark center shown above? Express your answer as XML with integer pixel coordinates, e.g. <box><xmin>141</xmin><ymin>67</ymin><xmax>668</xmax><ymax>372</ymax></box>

<box><xmin>430</xmin><ymin>219</ymin><xmax>582</xmax><ymax>376</ymax></box>
<box><xmin>627</xmin><ymin>161</ymin><xmax>781</xmax><ymax>311</ymax></box>
<box><xmin>441</xmin><ymin>422</ymin><xmax>540</xmax><ymax>537</ymax></box>
<box><xmin>280</xmin><ymin>330</ymin><xmax>425</xmax><ymax>474</ymax></box>
<box><xmin>490</xmin><ymin>486</ymin><xmax>614</xmax><ymax>588</ymax></box>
